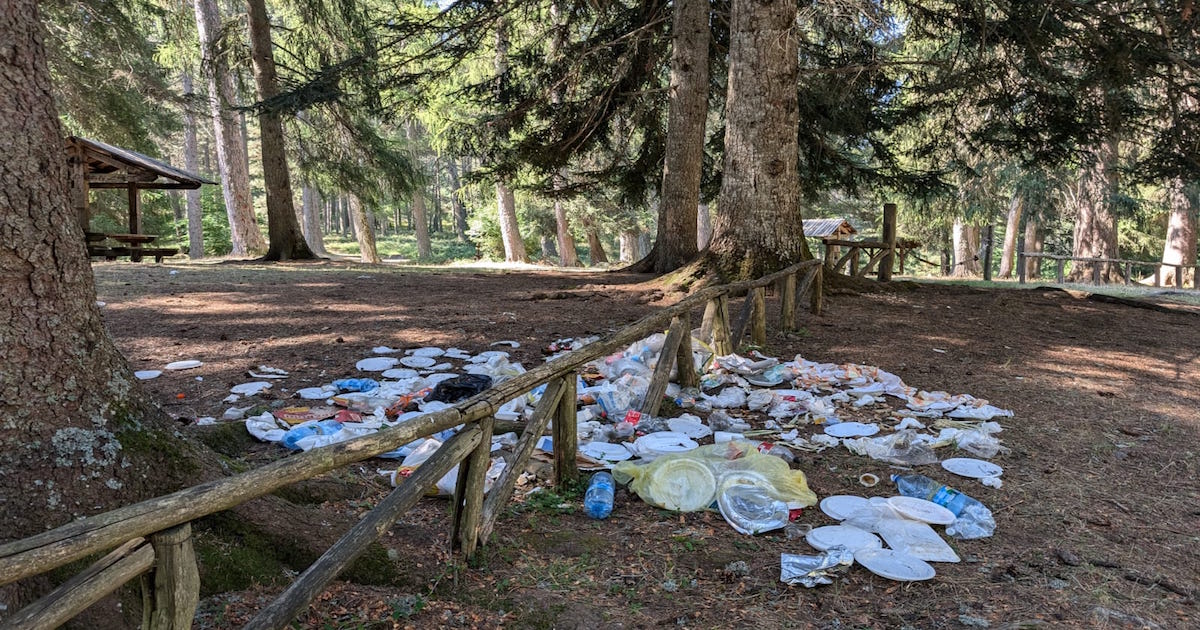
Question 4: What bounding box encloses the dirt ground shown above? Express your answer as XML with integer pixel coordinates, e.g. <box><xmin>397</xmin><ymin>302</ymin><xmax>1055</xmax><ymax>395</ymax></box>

<box><xmin>91</xmin><ymin>260</ymin><xmax>1200</xmax><ymax>630</ymax></box>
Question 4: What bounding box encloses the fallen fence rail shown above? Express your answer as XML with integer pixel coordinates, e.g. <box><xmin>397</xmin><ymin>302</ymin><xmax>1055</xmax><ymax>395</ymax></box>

<box><xmin>0</xmin><ymin>259</ymin><xmax>823</xmax><ymax>630</ymax></box>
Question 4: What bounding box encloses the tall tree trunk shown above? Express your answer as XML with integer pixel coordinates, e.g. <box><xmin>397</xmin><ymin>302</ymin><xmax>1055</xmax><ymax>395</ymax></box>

<box><xmin>194</xmin><ymin>0</ymin><xmax>265</xmax><ymax>256</ymax></box>
<box><xmin>247</xmin><ymin>0</ymin><xmax>314</xmax><ymax>261</ymax></box>
<box><xmin>540</xmin><ymin>233</ymin><xmax>558</xmax><ymax>260</ymax></box>
<box><xmin>406</xmin><ymin>121</ymin><xmax>433</xmax><ymax>261</ymax></box>
<box><xmin>301</xmin><ymin>184</ymin><xmax>328</xmax><ymax>256</ymax></box>
<box><xmin>998</xmin><ymin>193</ymin><xmax>1022</xmax><ymax>278</ymax></box>
<box><xmin>707</xmin><ymin>0</ymin><xmax>808</xmax><ymax>279</ymax></box>
<box><xmin>640</xmin><ymin>0</ymin><xmax>710</xmax><ymax>273</ymax></box>
<box><xmin>1024</xmin><ymin>216</ymin><xmax>1044</xmax><ymax>280</ymax></box>
<box><xmin>1070</xmin><ymin>137</ymin><xmax>1121</xmax><ymax>282</ymax></box>
<box><xmin>495</xmin><ymin>183</ymin><xmax>527</xmax><ymax>262</ymax></box>
<box><xmin>446</xmin><ymin>159</ymin><xmax>470</xmax><ymax>242</ymax></box>
<box><xmin>0</xmin><ymin>0</ymin><xmax>196</xmax><ymax>606</ymax></box>
<box><xmin>697</xmin><ymin>202</ymin><xmax>712</xmax><ymax>250</ymax></box>
<box><xmin>554</xmin><ymin>199</ymin><xmax>579</xmax><ymax>267</ymax></box>
<box><xmin>348</xmin><ymin>194</ymin><xmax>379</xmax><ymax>263</ymax></box>
<box><xmin>1159</xmin><ymin>179</ymin><xmax>1197</xmax><ymax>287</ymax></box>
<box><xmin>619</xmin><ymin>229</ymin><xmax>639</xmax><ymax>263</ymax></box>
<box><xmin>952</xmin><ymin>218</ymin><xmax>982</xmax><ymax>277</ymax></box>
<box><xmin>586</xmin><ymin>227</ymin><xmax>609</xmax><ymax>265</ymax></box>
<box><xmin>182</xmin><ymin>73</ymin><xmax>205</xmax><ymax>259</ymax></box>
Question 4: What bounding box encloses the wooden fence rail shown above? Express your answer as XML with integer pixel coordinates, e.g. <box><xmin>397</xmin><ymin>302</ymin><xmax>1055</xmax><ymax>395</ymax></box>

<box><xmin>0</xmin><ymin>260</ymin><xmax>823</xmax><ymax>630</ymax></box>
<box><xmin>1018</xmin><ymin>252</ymin><xmax>1198</xmax><ymax>289</ymax></box>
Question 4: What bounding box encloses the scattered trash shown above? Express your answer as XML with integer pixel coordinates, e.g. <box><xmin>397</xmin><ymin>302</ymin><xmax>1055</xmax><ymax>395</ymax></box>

<box><xmin>230</xmin><ymin>381</ymin><xmax>272</xmax><ymax>396</ymax></box>
<box><xmin>853</xmin><ymin>548</ymin><xmax>936</xmax><ymax>581</ymax></box>
<box><xmin>941</xmin><ymin>457</ymin><xmax>1004</xmax><ymax>480</ymax></box>
<box><xmin>332</xmin><ymin>378</ymin><xmax>378</xmax><ymax>393</ymax></box>
<box><xmin>134</xmin><ymin>370</ymin><xmax>161</xmax><ymax>380</ymax></box>
<box><xmin>490</xmin><ymin>340</ymin><xmax>520</xmax><ymax>348</ymax></box>
<box><xmin>165</xmin><ymin>360</ymin><xmax>202</xmax><ymax>370</ymax></box>
<box><xmin>356</xmin><ymin>357</ymin><xmax>399</xmax><ymax>371</ymax></box>
<box><xmin>806</xmin><ymin>524</ymin><xmax>882</xmax><ymax>553</ymax></box>
<box><xmin>426</xmin><ymin>374</ymin><xmax>492</xmax><ymax>403</ymax></box>
<box><xmin>400</xmin><ymin>356</ymin><xmax>436</xmax><ymax>368</ymax></box>
<box><xmin>249</xmin><ymin>366</ymin><xmax>289</xmax><ymax>379</ymax></box>
<box><xmin>858</xmin><ymin>473</ymin><xmax>880</xmax><ymax>487</ymax></box>
<box><xmin>781</xmin><ymin>547</ymin><xmax>855</xmax><ymax>587</ymax></box>
<box><xmin>272</xmin><ymin>406</ymin><xmax>338</xmax><ymax>425</ymax></box>
<box><xmin>892</xmin><ymin>474</ymin><xmax>995</xmax><ymax>539</ymax></box>
<box><xmin>820</xmin><ymin>495</ymin><xmax>871</xmax><ymax>520</ymax></box>
<box><xmin>719</xmin><ymin>484</ymin><xmax>789</xmax><ymax>535</ymax></box>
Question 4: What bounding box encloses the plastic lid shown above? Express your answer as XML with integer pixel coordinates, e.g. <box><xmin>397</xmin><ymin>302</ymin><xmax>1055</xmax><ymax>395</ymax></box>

<box><xmin>409</xmin><ymin>347</ymin><xmax>445</xmax><ymax>357</ymax></box>
<box><xmin>823</xmin><ymin>422</ymin><xmax>880</xmax><ymax>438</ymax></box>
<box><xmin>634</xmin><ymin>432</ymin><xmax>699</xmax><ymax>456</ymax></box>
<box><xmin>381</xmin><ymin>368</ymin><xmax>420</xmax><ymax>379</ymax></box>
<box><xmin>165</xmin><ymin>360</ymin><xmax>202</xmax><ymax>370</ymax></box>
<box><xmin>296</xmin><ymin>387</ymin><xmax>331</xmax><ymax>400</ymax></box>
<box><xmin>643</xmin><ymin>459</ymin><xmax>716</xmax><ymax>512</ymax></box>
<box><xmin>580</xmin><ymin>441</ymin><xmax>633</xmax><ymax>462</ymax></box>
<box><xmin>820</xmin><ymin>495</ymin><xmax>871</xmax><ymax>521</ymax></box>
<box><xmin>667</xmin><ymin>417</ymin><xmax>712</xmax><ymax>439</ymax></box>
<box><xmin>745</xmin><ymin>373</ymin><xmax>784</xmax><ymax>387</ymax></box>
<box><xmin>941</xmin><ymin>457</ymin><xmax>1004</xmax><ymax>479</ymax></box>
<box><xmin>718</xmin><ymin>484</ymin><xmax>789</xmax><ymax>535</ymax></box>
<box><xmin>886</xmin><ymin>496</ymin><xmax>956</xmax><ymax>525</ymax></box>
<box><xmin>805</xmin><ymin>525</ymin><xmax>882</xmax><ymax>553</ymax></box>
<box><xmin>853</xmin><ymin>548</ymin><xmax>936</xmax><ymax>581</ymax></box>
<box><xmin>356</xmin><ymin>357</ymin><xmax>399</xmax><ymax>371</ymax></box>
<box><xmin>399</xmin><ymin>356</ymin><xmax>437</xmax><ymax>368</ymax></box>
<box><xmin>134</xmin><ymin>370</ymin><xmax>162</xmax><ymax>380</ymax></box>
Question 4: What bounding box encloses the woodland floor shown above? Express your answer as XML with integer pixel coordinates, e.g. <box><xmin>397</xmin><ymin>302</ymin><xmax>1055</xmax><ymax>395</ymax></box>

<box><xmin>89</xmin><ymin>259</ymin><xmax>1200</xmax><ymax>630</ymax></box>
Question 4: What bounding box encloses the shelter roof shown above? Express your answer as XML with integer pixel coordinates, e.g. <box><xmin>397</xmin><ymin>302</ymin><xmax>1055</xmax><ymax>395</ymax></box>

<box><xmin>802</xmin><ymin>218</ymin><xmax>857</xmax><ymax>239</ymax></box>
<box><xmin>67</xmin><ymin>136</ymin><xmax>215</xmax><ymax>190</ymax></box>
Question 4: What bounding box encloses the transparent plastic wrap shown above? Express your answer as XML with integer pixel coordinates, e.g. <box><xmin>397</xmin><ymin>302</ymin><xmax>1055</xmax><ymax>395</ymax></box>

<box><xmin>842</xmin><ymin>429</ymin><xmax>940</xmax><ymax>466</ymax></box>
<box><xmin>780</xmin><ymin>547</ymin><xmax>855</xmax><ymax>587</ymax></box>
<box><xmin>612</xmin><ymin>442</ymin><xmax>817</xmax><ymax>513</ymax></box>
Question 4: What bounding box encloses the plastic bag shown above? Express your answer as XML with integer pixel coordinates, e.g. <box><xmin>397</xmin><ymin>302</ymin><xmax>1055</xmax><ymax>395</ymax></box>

<box><xmin>612</xmin><ymin>442</ymin><xmax>817</xmax><ymax>513</ymax></box>
<box><xmin>426</xmin><ymin>374</ymin><xmax>493</xmax><ymax>403</ymax></box>
<box><xmin>843</xmin><ymin>429</ymin><xmax>940</xmax><ymax>466</ymax></box>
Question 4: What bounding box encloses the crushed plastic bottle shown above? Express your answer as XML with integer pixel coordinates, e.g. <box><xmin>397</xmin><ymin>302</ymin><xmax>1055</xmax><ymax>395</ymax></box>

<box><xmin>584</xmin><ymin>471</ymin><xmax>615</xmax><ymax>519</ymax></box>
<box><xmin>756</xmin><ymin>442</ymin><xmax>796</xmax><ymax>464</ymax></box>
<box><xmin>891</xmin><ymin>473</ymin><xmax>995</xmax><ymax>539</ymax></box>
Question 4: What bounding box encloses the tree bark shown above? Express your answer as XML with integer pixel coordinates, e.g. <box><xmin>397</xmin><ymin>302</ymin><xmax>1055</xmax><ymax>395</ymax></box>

<box><xmin>347</xmin><ymin>194</ymin><xmax>379</xmax><ymax>263</ymax></box>
<box><xmin>181</xmin><ymin>73</ymin><xmax>205</xmax><ymax>259</ymax></box>
<box><xmin>540</xmin><ymin>233</ymin><xmax>558</xmax><ymax>260</ymax></box>
<box><xmin>952</xmin><ymin>218</ymin><xmax>981</xmax><ymax>277</ymax></box>
<box><xmin>998</xmin><ymin>193</ymin><xmax>1022</xmax><ymax>278</ymax></box>
<box><xmin>0</xmin><ymin>2</ymin><xmax>197</xmax><ymax>615</ymax></box>
<box><xmin>446</xmin><ymin>160</ymin><xmax>470</xmax><ymax>242</ymax></box>
<box><xmin>495</xmin><ymin>183</ymin><xmax>527</xmax><ymax>262</ymax></box>
<box><xmin>648</xmin><ymin>0</ymin><xmax>710</xmax><ymax>273</ymax></box>
<box><xmin>553</xmin><ymin>198</ymin><xmax>579</xmax><ymax>267</ymax></box>
<box><xmin>1023</xmin><ymin>216</ymin><xmax>1043</xmax><ymax>280</ymax></box>
<box><xmin>619</xmin><ymin>229</ymin><xmax>639</xmax><ymax>263</ymax></box>
<box><xmin>247</xmin><ymin>0</ymin><xmax>314</xmax><ymax>261</ymax></box>
<box><xmin>586</xmin><ymin>226</ymin><xmax>609</xmax><ymax>265</ymax></box>
<box><xmin>405</xmin><ymin>121</ymin><xmax>433</xmax><ymax>261</ymax></box>
<box><xmin>300</xmin><ymin>185</ymin><xmax>328</xmax><ymax>256</ymax></box>
<box><xmin>194</xmin><ymin>0</ymin><xmax>266</xmax><ymax>256</ymax></box>
<box><xmin>1159</xmin><ymin>178</ymin><xmax>1197</xmax><ymax>287</ymax></box>
<box><xmin>1069</xmin><ymin>136</ymin><xmax>1121</xmax><ymax>282</ymax></box>
<box><xmin>707</xmin><ymin>0</ymin><xmax>809</xmax><ymax>280</ymax></box>
<box><xmin>697</xmin><ymin>202</ymin><xmax>712</xmax><ymax>250</ymax></box>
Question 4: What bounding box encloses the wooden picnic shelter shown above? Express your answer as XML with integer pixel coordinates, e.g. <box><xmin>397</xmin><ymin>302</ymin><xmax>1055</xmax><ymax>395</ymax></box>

<box><xmin>804</xmin><ymin>215</ymin><xmax>921</xmax><ymax>278</ymax></box>
<box><xmin>67</xmin><ymin>136</ymin><xmax>213</xmax><ymax>261</ymax></box>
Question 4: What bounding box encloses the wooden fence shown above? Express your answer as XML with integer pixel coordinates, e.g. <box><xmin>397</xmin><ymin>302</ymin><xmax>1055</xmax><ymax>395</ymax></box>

<box><xmin>0</xmin><ymin>260</ymin><xmax>824</xmax><ymax>630</ymax></box>
<box><xmin>1017</xmin><ymin>252</ymin><xmax>1198</xmax><ymax>289</ymax></box>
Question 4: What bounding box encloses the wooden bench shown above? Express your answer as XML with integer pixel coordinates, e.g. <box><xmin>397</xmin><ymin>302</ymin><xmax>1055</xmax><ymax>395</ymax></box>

<box><xmin>86</xmin><ymin>234</ymin><xmax>178</xmax><ymax>262</ymax></box>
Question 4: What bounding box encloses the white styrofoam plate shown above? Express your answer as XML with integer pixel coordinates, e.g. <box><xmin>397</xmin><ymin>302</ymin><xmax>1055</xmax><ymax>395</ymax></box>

<box><xmin>823</xmin><ymin>422</ymin><xmax>880</xmax><ymax>438</ymax></box>
<box><xmin>941</xmin><ymin>457</ymin><xmax>1004</xmax><ymax>479</ymax></box>
<box><xmin>819</xmin><ymin>495</ymin><xmax>871</xmax><ymax>521</ymax></box>
<box><xmin>399</xmin><ymin>356</ymin><xmax>437</xmax><ymax>368</ymax></box>
<box><xmin>854</xmin><ymin>548</ymin><xmax>936</xmax><ymax>581</ymax></box>
<box><xmin>805</xmin><ymin>525</ymin><xmax>882</xmax><ymax>553</ymax></box>
<box><xmin>356</xmin><ymin>357</ymin><xmax>399</xmax><ymax>371</ymax></box>
<box><xmin>886</xmin><ymin>496</ymin><xmax>956</xmax><ymax>525</ymax></box>
<box><xmin>165</xmin><ymin>360</ymin><xmax>203</xmax><ymax>370</ymax></box>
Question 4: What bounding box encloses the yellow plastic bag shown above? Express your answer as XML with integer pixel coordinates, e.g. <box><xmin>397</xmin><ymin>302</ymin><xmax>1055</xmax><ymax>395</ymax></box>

<box><xmin>613</xmin><ymin>441</ymin><xmax>817</xmax><ymax>512</ymax></box>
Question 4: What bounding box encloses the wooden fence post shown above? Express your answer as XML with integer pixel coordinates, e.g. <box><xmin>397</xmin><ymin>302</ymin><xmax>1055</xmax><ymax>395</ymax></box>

<box><xmin>780</xmin><ymin>273</ymin><xmax>796</xmax><ymax>331</ymax></box>
<box><xmin>711</xmin><ymin>295</ymin><xmax>733</xmax><ymax>355</ymax></box>
<box><xmin>478</xmin><ymin>379</ymin><xmax>565</xmax><ymax>545</ymax></box>
<box><xmin>1017</xmin><ymin>240</ymin><xmax>1026</xmax><ymax>285</ymax></box>
<box><xmin>750</xmin><ymin>287</ymin><xmax>767</xmax><ymax>346</ymax></box>
<box><xmin>878</xmin><ymin>203</ymin><xmax>897</xmax><ymax>282</ymax></box>
<box><xmin>730</xmin><ymin>292</ymin><xmax>755</xmax><ymax>349</ymax></box>
<box><xmin>640</xmin><ymin>317</ymin><xmax>689</xmax><ymax>416</ymax></box>
<box><xmin>1055</xmin><ymin>259</ymin><xmax>1065</xmax><ymax>284</ymax></box>
<box><xmin>453</xmin><ymin>417</ymin><xmax>494</xmax><ymax>556</ymax></box>
<box><xmin>674</xmin><ymin>311</ymin><xmax>699</xmax><ymax>388</ymax></box>
<box><xmin>1124</xmin><ymin>262</ymin><xmax>1133</xmax><ymax>285</ymax></box>
<box><xmin>145</xmin><ymin>524</ymin><xmax>199</xmax><ymax>630</ymax></box>
<box><xmin>982</xmin><ymin>225</ymin><xmax>994</xmax><ymax>282</ymax></box>
<box><xmin>1176</xmin><ymin>264</ymin><xmax>1184</xmax><ymax>289</ymax></box>
<box><xmin>810</xmin><ymin>266</ymin><xmax>824</xmax><ymax>316</ymax></box>
<box><xmin>1091</xmin><ymin>258</ymin><xmax>1101</xmax><ymax>285</ymax></box>
<box><xmin>554</xmin><ymin>373</ymin><xmax>578</xmax><ymax>488</ymax></box>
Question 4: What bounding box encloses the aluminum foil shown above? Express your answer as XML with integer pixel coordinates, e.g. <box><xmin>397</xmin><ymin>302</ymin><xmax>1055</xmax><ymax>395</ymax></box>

<box><xmin>780</xmin><ymin>546</ymin><xmax>855</xmax><ymax>587</ymax></box>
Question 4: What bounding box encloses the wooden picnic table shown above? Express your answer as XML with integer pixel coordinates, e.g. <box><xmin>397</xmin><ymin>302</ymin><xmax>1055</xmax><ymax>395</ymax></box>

<box><xmin>86</xmin><ymin>233</ymin><xmax>177</xmax><ymax>263</ymax></box>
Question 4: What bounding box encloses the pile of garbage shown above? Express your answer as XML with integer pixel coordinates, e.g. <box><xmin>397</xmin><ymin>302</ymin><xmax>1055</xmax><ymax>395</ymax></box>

<box><xmin>227</xmin><ymin>330</ymin><xmax>1011</xmax><ymax>583</ymax></box>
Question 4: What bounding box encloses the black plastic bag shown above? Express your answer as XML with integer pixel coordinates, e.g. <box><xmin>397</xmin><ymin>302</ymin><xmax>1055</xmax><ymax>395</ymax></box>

<box><xmin>427</xmin><ymin>374</ymin><xmax>493</xmax><ymax>403</ymax></box>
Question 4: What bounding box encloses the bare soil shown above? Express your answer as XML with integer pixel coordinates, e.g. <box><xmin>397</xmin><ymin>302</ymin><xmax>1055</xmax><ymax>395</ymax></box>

<box><xmin>92</xmin><ymin>260</ymin><xmax>1200</xmax><ymax>630</ymax></box>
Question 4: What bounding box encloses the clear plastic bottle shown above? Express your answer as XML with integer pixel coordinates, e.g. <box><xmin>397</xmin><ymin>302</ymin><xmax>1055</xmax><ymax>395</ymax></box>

<box><xmin>756</xmin><ymin>441</ymin><xmax>796</xmax><ymax>464</ymax></box>
<box><xmin>891</xmin><ymin>473</ymin><xmax>995</xmax><ymax>539</ymax></box>
<box><xmin>584</xmin><ymin>471</ymin><xmax>615</xmax><ymax>519</ymax></box>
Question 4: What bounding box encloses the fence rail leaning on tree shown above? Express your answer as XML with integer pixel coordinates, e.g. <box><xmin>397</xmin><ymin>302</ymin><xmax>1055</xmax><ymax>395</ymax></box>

<box><xmin>0</xmin><ymin>260</ymin><xmax>824</xmax><ymax>630</ymax></box>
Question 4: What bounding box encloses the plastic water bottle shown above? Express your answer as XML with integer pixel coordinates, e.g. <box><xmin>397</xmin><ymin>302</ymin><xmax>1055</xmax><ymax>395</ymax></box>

<box><xmin>333</xmin><ymin>378</ymin><xmax>379</xmax><ymax>393</ymax></box>
<box><xmin>584</xmin><ymin>472</ymin><xmax>615</xmax><ymax>519</ymax></box>
<box><xmin>282</xmin><ymin>419</ymin><xmax>344</xmax><ymax>451</ymax></box>
<box><xmin>756</xmin><ymin>442</ymin><xmax>796</xmax><ymax>464</ymax></box>
<box><xmin>891</xmin><ymin>473</ymin><xmax>996</xmax><ymax>539</ymax></box>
